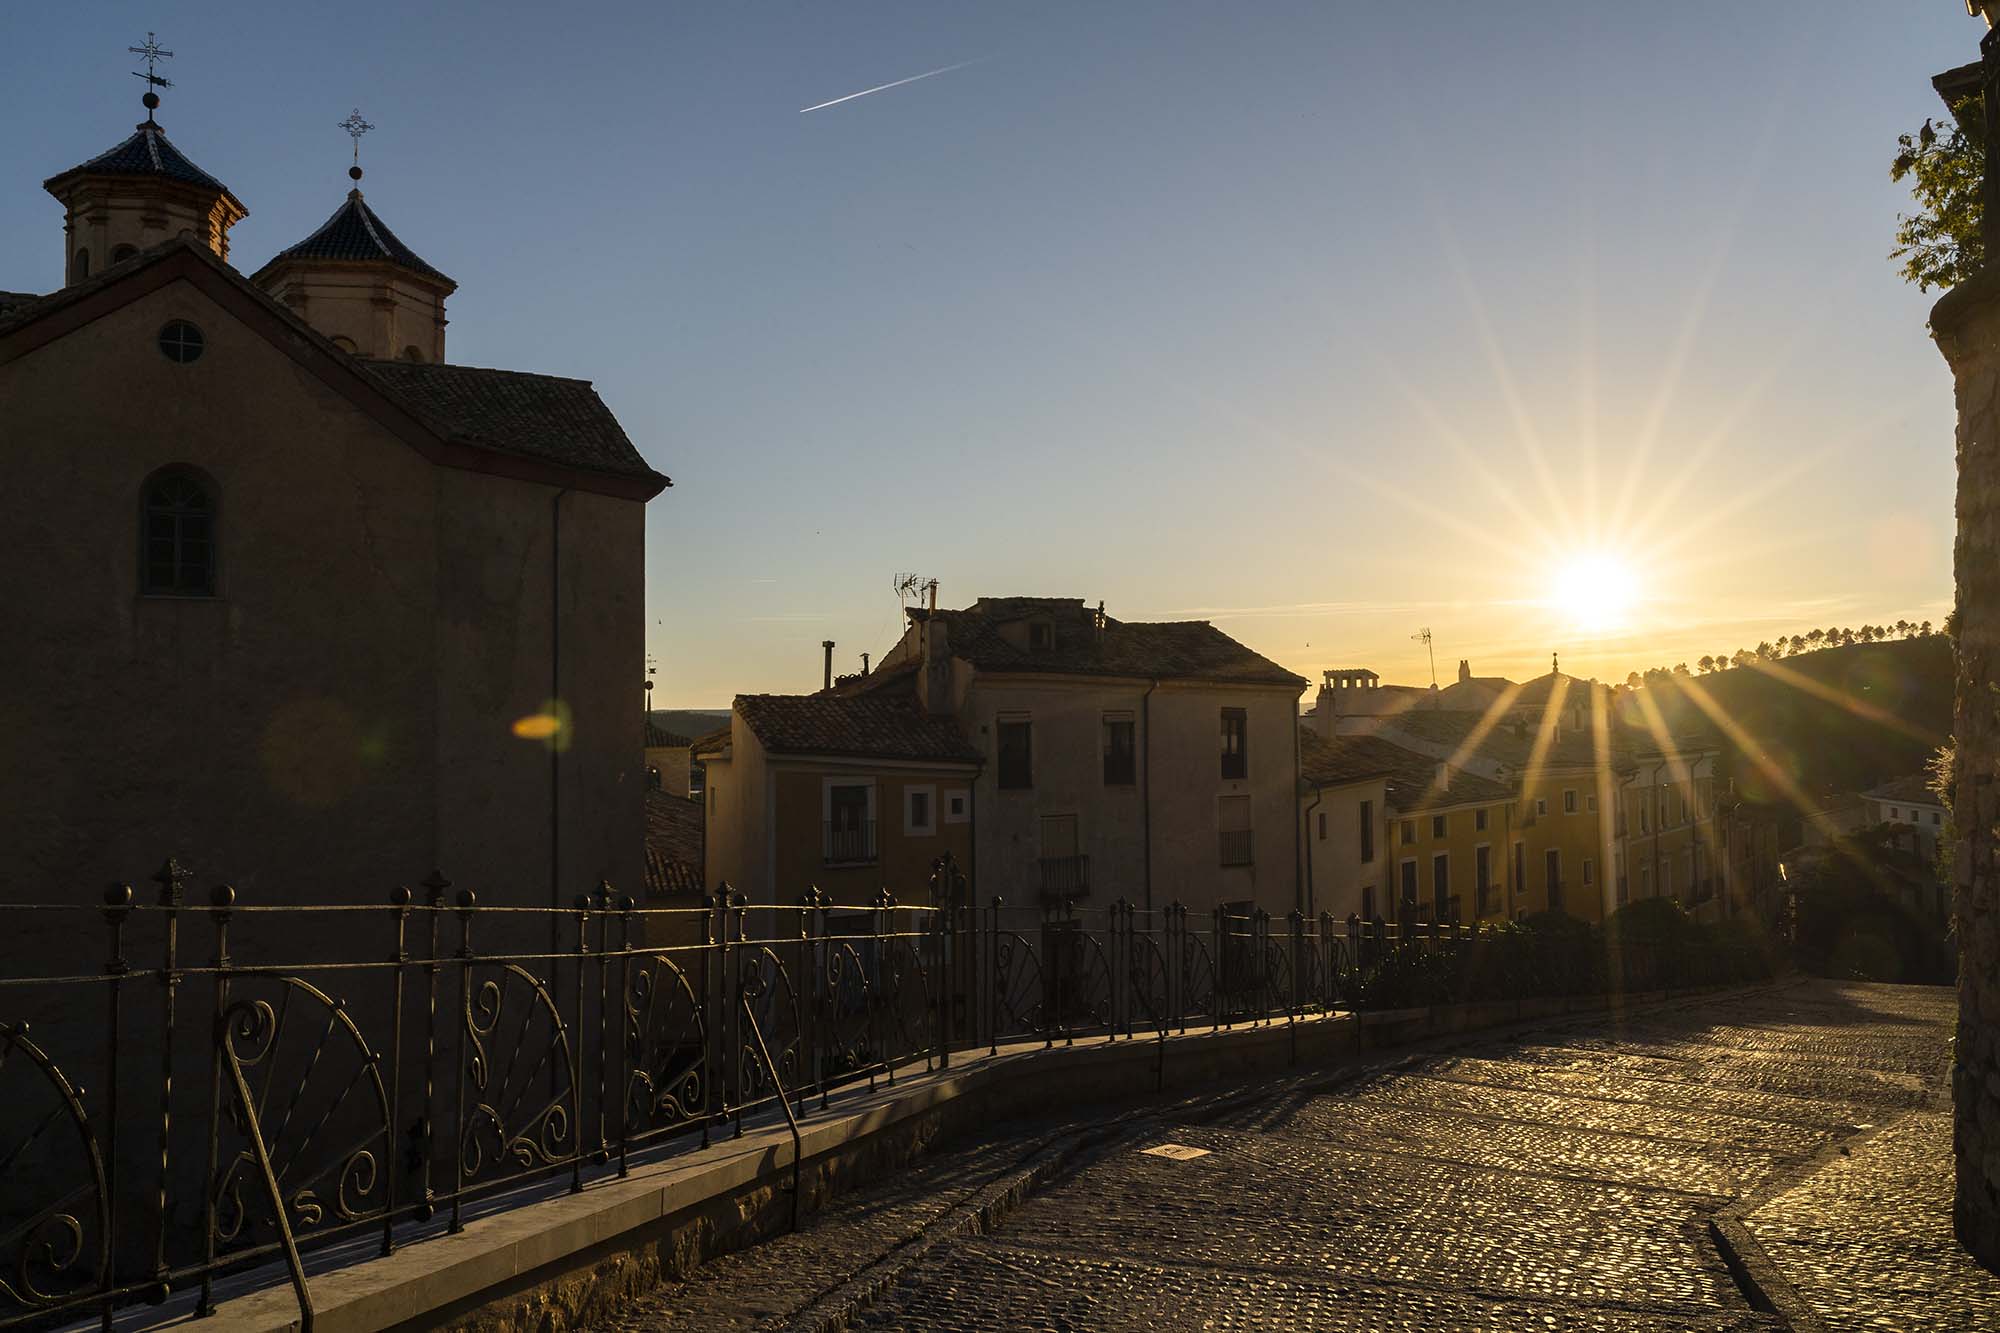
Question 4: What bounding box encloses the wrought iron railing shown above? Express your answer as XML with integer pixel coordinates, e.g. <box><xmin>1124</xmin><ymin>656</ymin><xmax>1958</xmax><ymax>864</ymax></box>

<box><xmin>1218</xmin><ymin>829</ymin><xmax>1253</xmax><ymax>866</ymax></box>
<box><xmin>1038</xmin><ymin>854</ymin><xmax>1089</xmax><ymax>900</ymax></box>
<box><xmin>0</xmin><ymin>855</ymin><xmax>1766</xmax><ymax>1332</ymax></box>
<box><xmin>822</xmin><ymin>821</ymin><xmax>876</xmax><ymax>864</ymax></box>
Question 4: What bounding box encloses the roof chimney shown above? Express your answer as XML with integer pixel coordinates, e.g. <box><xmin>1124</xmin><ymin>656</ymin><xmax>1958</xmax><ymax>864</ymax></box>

<box><xmin>821</xmin><ymin>640</ymin><xmax>834</xmax><ymax>691</ymax></box>
<box><xmin>1457</xmin><ymin>659</ymin><xmax>1472</xmax><ymax>685</ymax></box>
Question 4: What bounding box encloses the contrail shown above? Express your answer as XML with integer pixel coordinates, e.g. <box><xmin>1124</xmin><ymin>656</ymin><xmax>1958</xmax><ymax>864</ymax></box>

<box><xmin>799</xmin><ymin>59</ymin><xmax>981</xmax><ymax>114</ymax></box>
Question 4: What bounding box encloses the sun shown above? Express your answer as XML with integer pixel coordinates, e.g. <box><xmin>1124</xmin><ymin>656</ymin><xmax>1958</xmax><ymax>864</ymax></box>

<box><xmin>1550</xmin><ymin>551</ymin><xmax>1640</xmax><ymax>634</ymax></box>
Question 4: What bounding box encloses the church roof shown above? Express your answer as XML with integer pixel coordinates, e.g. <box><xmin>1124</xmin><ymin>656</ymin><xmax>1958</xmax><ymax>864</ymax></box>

<box><xmin>359</xmin><ymin>362</ymin><xmax>653</xmax><ymax>480</ymax></box>
<box><xmin>0</xmin><ymin>236</ymin><xmax>667</xmax><ymax>498</ymax></box>
<box><xmin>261</xmin><ymin>189</ymin><xmax>452</xmax><ymax>288</ymax></box>
<box><xmin>44</xmin><ymin>122</ymin><xmax>244</xmax><ymax>211</ymax></box>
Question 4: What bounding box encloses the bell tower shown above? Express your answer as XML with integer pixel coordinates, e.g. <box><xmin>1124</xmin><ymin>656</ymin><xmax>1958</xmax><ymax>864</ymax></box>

<box><xmin>42</xmin><ymin>34</ymin><xmax>247</xmax><ymax>284</ymax></box>
<box><xmin>251</xmin><ymin>110</ymin><xmax>455</xmax><ymax>362</ymax></box>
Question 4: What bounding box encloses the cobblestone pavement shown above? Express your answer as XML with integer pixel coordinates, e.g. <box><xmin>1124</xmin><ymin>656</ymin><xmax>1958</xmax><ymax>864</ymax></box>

<box><xmin>602</xmin><ymin>982</ymin><xmax>1974</xmax><ymax>1331</ymax></box>
<box><xmin>1741</xmin><ymin>993</ymin><xmax>1997</xmax><ymax>1331</ymax></box>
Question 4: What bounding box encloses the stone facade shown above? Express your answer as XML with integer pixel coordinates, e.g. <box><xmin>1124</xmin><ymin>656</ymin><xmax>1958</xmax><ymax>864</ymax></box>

<box><xmin>1931</xmin><ymin>267</ymin><xmax>2000</xmax><ymax>1268</ymax></box>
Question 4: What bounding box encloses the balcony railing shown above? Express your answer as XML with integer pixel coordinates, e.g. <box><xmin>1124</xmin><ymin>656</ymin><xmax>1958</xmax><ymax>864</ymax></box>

<box><xmin>1039</xmin><ymin>853</ymin><xmax>1090</xmax><ymax>900</ymax></box>
<box><xmin>823</xmin><ymin>820</ymin><xmax>877</xmax><ymax>864</ymax></box>
<box><xmin>1219</xmin><ymin>828</ymin><xmax>1254</xmax><ymax>866</ymax></box>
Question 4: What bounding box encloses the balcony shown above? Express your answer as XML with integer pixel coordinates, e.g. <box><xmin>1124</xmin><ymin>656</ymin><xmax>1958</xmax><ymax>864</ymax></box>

<box><xmin>1219</xmin><ymin>828</ymin><xmax>1254</xmax><ymax>867</ymax></box>
<box><xmin>823</xmin><ymin>820</ymin><xmax>877</xmax><ymax>865</ymax></box>
<box><xmin>1039</xmin><ymin>854</ymin><xmax>1090</xmax><ymax>901</ymax></box>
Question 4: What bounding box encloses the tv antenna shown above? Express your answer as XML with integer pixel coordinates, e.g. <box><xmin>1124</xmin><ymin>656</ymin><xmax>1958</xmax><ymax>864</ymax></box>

<box><xmin>893</xmin><ymin>572</ymin><xmax>939</xmax><ymax>613</ymax></box>
<box><xmin>1412</xmin><ymin>626</ymin><xmax>1437</xmax><ymax>689</ymax></box>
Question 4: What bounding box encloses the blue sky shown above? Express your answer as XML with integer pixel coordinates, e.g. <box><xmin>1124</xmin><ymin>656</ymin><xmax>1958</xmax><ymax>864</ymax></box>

<box><xmin>1</xmin><ymin>3</ymin><xmax>1973</xmax><ymax>703</ymax></box>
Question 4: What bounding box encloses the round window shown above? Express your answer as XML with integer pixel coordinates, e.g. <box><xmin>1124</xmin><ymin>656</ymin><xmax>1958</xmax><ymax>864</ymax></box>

<box><xmin>158</xmin><ymin>320</ymin><xmax>205</xmax><ymax>364</ymax></box>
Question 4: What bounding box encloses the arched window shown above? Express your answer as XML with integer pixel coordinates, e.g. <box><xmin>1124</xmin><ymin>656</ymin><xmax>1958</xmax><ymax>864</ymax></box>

<box><xmin>111</xmin><ymin>244</ymin><xmax>138</xmax><ymax>263</ymax></box>
<box><xmin>141</xmin><ymin>468</ymin><xmax>217</xmax><ymax>596</ymax></box>
<box><xmin>73</xmin><ymin>249</ymin><xmax>90</xmax><ymax>281</ymax></box>
<box><xmin>329</xmin><ymin>335</ymin><xmax>358</xmax><ymax>354</ymax></box>
<box><xmin>401</xmin><ymin>345</ymin><xmax>425</xmax><ymax>363</ymax></box>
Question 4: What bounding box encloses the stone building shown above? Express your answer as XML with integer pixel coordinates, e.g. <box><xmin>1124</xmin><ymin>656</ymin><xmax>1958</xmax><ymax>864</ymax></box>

<box><xmin>0</xmin><ymin>95</ymin><xmax>669</xmax><ymax>916</ymax></box>
<box><xmin>876</xmin><ymin>597</ymin><xmax>1308</xmax><ymax>917</ymax></box>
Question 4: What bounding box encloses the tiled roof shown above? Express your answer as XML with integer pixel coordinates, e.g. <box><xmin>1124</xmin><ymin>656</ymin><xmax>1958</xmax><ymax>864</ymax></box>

<box><xmin>735</xmin><ymin>693</ymin><xmax>982</xmax><ymax>764</ymax></box>
<box><xmin>1380</xmin><ymin>708</ymin><xmax>1623</xmax><ymax>774</ymax></box>
<box><xmin>689</xmin><ymin>725</ymin><xmax>731</xmax><ymax>758</ymax></box>
<box><xmin>1865</xmin><ymin>773</ymin><xmax>1943</xmax><ymax>808</ymax></box>
<box><xmin>261</xmin><ymin>190</ymin><xmax>452</xmax><ymax>286</ymax></box>
<box><xmin>0</xmin><ymin>237</ymin><xmax>668</xmax><ymax>494</ymax></box>
<box><xmin>359</xmin><ymin>362</ymin><xmax>659</xmax><ymax>481</ymax></box>
<box><xmin>645</xmin><ymin>721</ymin><xmax>693</xmax><ymax>749</ymax></box>
<box><xmin>1299</xmin><ymin>729</ymin><xmax>1400</xmax><ymax>786</ymax></box>
<box><xmin>1513</xmin><ymin>671</ymin><xmax>1611</xmax><ymax>706</ymax></box>
<box><xmin>1300</xmin><ymin>728</ymin><xmax>1512</xmax><ymax>811</ymax></box>
<box><xmin>0</xmin><ymin>292</ymin><xmax>39</xmax><ymax>319</ymax></box>
<box><xmin>44</xmin><ymin>122</ymin><xmax>240</xmax><ymax>205</ymax></box>
<box><xmin>913</xmin><ymin>599</ymin><xmax>1305</xmax><ymax>688</ymax></box>
<box><xmin>644</xmin><ymin>790</ymin><xmax>704</xmax><ymax>897</ymax></box>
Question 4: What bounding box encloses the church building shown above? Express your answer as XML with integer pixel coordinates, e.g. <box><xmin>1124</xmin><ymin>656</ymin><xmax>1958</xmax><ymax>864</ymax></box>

<box><xmin>0</xmin><ymin>78</ymin><xmax>670</xmax><ymax>910</ymax></box>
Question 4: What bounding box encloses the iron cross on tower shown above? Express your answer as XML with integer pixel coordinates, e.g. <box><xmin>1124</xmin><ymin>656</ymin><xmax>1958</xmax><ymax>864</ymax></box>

<box><xmin>129</xmin><ymin>32</ymin><xmax>173</xmax><ymax>122</ymax></box>
<box><xmin>338</xmin><ymin>109</ymin><xmax>375</xmax><ymax>183</ymax></box>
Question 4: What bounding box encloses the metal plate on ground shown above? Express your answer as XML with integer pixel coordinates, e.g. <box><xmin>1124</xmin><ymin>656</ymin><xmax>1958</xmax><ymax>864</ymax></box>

<box><xmin>1140</xmin><ymin>1143</ymin><xmax>1212</xmax><ymax>1160</ymax></box>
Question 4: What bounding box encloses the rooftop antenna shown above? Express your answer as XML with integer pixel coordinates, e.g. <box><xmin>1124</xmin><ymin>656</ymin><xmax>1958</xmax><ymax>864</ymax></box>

<box><xmin>893</xmin><ymin>573</ymin><xmax>939</xmax><ymax>614</ymax></box>
<box><xmin>129</xmin><ymin>32</ymin><xmax>173</xmax><ymax>123</ymax></box>
<box><xmin>338</xmin><ymin>107</ymin><xmax>375</xmax><ymax>185</ymax></box>
<box><xmin>1412</xmin><ymin>626</ymin><xmax>1437</xmax><ymax>690</ymax></box>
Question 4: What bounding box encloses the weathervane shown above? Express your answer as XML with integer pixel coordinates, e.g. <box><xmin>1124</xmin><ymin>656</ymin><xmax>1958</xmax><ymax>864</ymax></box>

<box><xmin>338</xmin><ymin>108</ymin><xmax>374</xmax><ymax>183</ymax></box>
<box><xmin>129</xmin><ymin>32</ymin><xmax>173</xmax><ymax>122</ymax></box>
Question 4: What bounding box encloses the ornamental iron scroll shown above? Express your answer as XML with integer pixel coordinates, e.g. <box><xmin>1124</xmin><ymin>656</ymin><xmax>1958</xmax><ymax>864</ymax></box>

<box><xmin>0</xmin><ymin>1024</ymin><xmax>109</xmax><ymax>1315</ymax></box>
<box><xmin>459</xmin><ymin>963</ymin><xmax>578</xmax><ymax>1188</ymax></box>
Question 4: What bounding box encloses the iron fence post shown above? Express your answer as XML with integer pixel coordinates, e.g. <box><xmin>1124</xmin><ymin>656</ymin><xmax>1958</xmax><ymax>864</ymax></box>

<box><xmin>386</xmin><ymin>886</ymin><xmax>411</xmax><ymax>1250</ymax></box>
<box><xmin>99</xmin><ymin>885</ymin><xmax>133</xmax><ymax>1333</ymax></box>
<box><xmin>594</xmin><ymin>881</ymin><xmax>613</xmax><ymax>1167</ymax></box>
<box><xmin>450</xmin><ymin>889</ymin><xmax>476</xmax><ymax>1234</ymax></box>
<box><xmin>573</xmin><ymin>892</ymin><xmax>591</xmax><ymax>1189</ymax></box>
<box><xmin>419</xmin><ymin>870</ymin><xmax>449</xmax><ymax>1220</ymax></box>
<box><xmin>618</xmin><ymin>893</ymin><xmax>635</xmax><ymax>1178</ymax></box>
<box><xmin>1213</xmin><ymin>905</ymin><xmax>1228</xmax><ymax>1032</ymax></box>
<box><xmin>197</xmin><ymin>884</ymin><xmax>235</xmax><ymax>1317</ymax></box>
<box><xmin>988</xmin><ymin>896</ymin><xmax>1002</xmax><ymax>1058</ymax></box>
<box><xmin>148</xmin><ymin>857</ymin><xmax>187</xmax><ymax>1299</ymax></box>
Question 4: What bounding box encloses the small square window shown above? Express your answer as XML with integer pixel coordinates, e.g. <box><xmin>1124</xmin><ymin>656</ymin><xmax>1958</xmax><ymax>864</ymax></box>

<box><xmin>1563</xmin><ymin>789</ymin><xmax>1577</xmax><ymax>815</ymax></box>
<box><xmin>905</xmin><ymin>785</ymin><xmax>936</xmax><ymax>837</ymax></box>
<box><xmin>1535</xmin><ymin>798</ymin><xmax>1548</xmax><ymax>817</ymax></box>
<box><xmin>1474</xmin><ymin>808</ymin><xmax>1488</xmax><ymax>832</ymax></box>
<box><xmin>944</xmin><ymin>787</ymin><xmax>970</xmax><ymax>824</ymax></box>
<box><xmin>1431</xmin><ymin>814</ymin><xmax>1446</xmax><ymax>838</ymax></box>
<box><xmin>1400</xmin><ymin>819</ymin><xmax>1417</xmax><ymax>845</ymax></box>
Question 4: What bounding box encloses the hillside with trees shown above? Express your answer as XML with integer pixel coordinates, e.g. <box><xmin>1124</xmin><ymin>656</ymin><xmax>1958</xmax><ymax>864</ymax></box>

<box><xmin>1616</xmin><ymin>633</ymin><xmax>1952</xmax><ymax>806</ymax></box>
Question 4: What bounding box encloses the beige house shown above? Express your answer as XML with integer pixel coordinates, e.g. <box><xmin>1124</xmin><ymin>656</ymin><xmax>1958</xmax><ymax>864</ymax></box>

<box><xmin>645</xmin><ymin>721</ymin><xmax>696</xmax><ymax>798</ymax></box>
<box><xmin>699</xmin><ymin>686</ymin><xmax>980</xmax><ymax>904</ymax></box>
<box><xmin>875</xmin><ymin>597</ymin><xmax>1308</xmax><ymax>917</ymax></box>
<box><xmin>1</xmin><ymin>103</ymin><xmax>668</xmax><ymax>911</ymax></box>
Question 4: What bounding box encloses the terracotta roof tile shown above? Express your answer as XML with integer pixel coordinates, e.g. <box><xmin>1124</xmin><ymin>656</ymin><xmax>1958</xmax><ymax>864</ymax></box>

<box><xmin>358</xmin><ymin>361</ymin><xmax>660</xmax><ymax>481</ymax></box>
<box><xmin>44</xmin><ymin>122</ymin><xmax>239</xmax><ymax>205</ymax></box>
<box><xmin>644</xmin><ymin>790</ymin><xmax>704</xmax><ymax>897</ymax></box>
<box><xmin>914</xmin><ymin>599</ymin><xmax>1304</xmax><ymax>688</ymax></box>
<box><xmin>734</xmin><ymin>693</ymin><xmax>981</xmax><ymax>764</ymax></box>
<box><xmin>259</xmin><ymin>189</ymin><xmax>452</xmax><ymax>286</ymax></box>
<box><xmin>1864</xmin><ymin>773</ymin><xmax>1942</xmax><ymax>807</ymax></box>
<box><xmin>1302</xmin><ymin>727</ymin><xmax>1512</xmax><ymax>811</ymax></box>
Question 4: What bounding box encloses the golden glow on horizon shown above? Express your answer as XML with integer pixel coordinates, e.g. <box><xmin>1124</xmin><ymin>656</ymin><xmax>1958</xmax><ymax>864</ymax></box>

<box><xmin>1549</xmin><ymin>551</ymin><xmax>1639</xmax><ymax>635</ymax></box>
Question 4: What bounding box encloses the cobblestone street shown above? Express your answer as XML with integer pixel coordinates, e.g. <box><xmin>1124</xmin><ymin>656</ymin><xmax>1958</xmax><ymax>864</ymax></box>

<box><xmin>602</xmin><ymin>982</ymin><xmax>1982</xmax><ymax>1331</ymax></box>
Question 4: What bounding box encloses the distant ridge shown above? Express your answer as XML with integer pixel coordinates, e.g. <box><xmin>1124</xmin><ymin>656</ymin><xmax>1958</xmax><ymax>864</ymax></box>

<box><xmin>1619</xmin><ymin>636</ymin><xmax>1950</xmax><ymax>805</ymax></box>
<box><xmin>648</xmin><ymin>708</ymin><xmax>730</xmax><ymax>739</ymax></box>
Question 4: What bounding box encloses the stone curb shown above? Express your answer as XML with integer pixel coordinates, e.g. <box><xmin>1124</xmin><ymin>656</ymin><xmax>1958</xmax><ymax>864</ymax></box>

<box><xmin>1707</xmin><ymin>1216</ymin><xmax>1828</xmax><ymax>1333</ymax></box>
